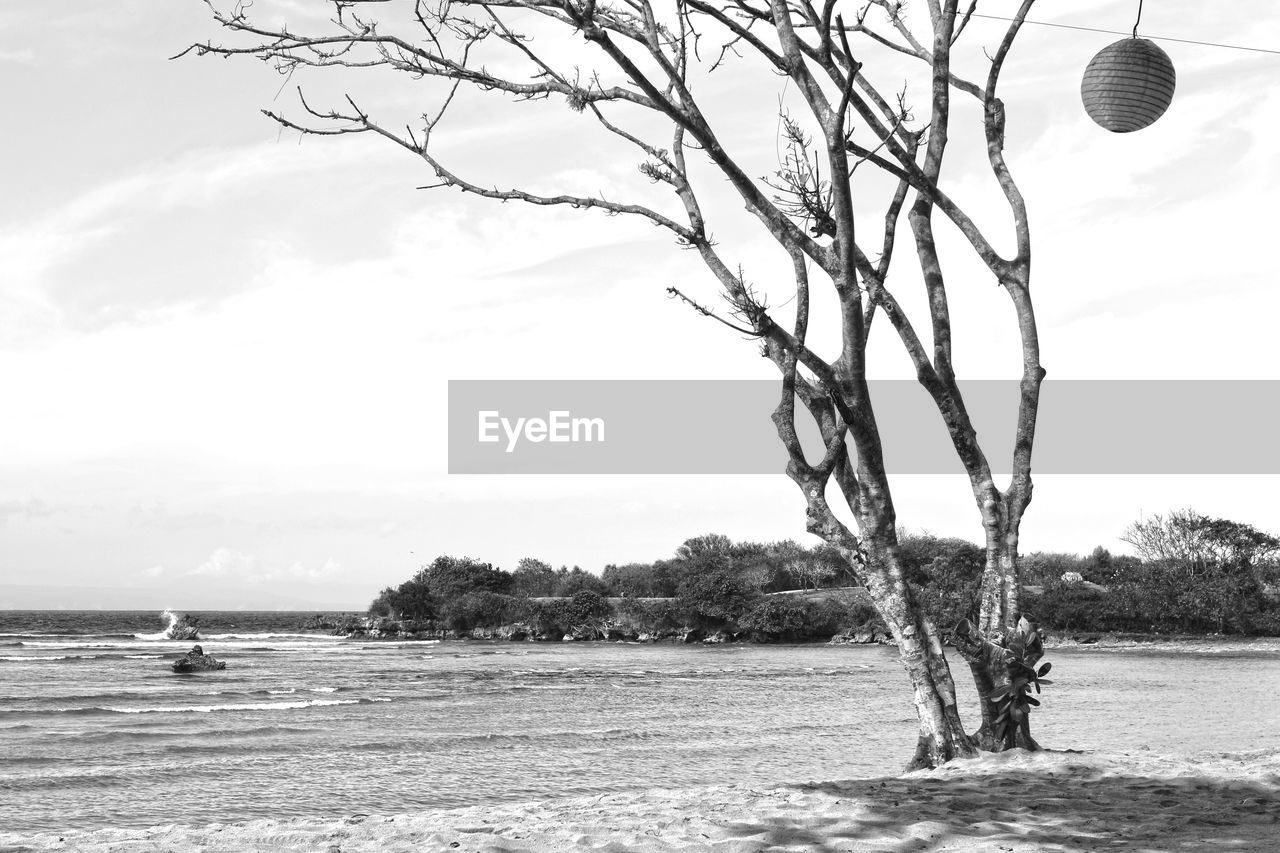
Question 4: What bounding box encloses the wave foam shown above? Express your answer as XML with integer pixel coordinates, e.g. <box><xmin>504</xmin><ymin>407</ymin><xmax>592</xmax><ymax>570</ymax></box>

<box><xmin>133</xmin><ymin>609</ymin><xmax>188</xmax><ymax>641</ymax></box>
<box><xmin>0</xmin><ymin>655</ymin><xmax>76</xmax><ymax>662</ymax></box>
<box><xmin>21</xmin><ymin>642</ymin><xmax>118</xmax><ymax>648</ymax></box>
<box><xmin>202</xmin><ymin>633</ymin><xmax>344</xmax><ymax>641</ymax></box>
<box><xmin>101</xmin><ymin>697</ymin><xmax>391</xmax><ymax>714</ymax></box>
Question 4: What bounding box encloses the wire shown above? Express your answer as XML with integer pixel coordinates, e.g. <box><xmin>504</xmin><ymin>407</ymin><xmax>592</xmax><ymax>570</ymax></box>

<box><xmin>959</xmin><ymin>11</ymin><xmax>1280</xmax><ymax>56</ymax></box>
<box><xmin>1133</xmin><ymin>0</ymin><xmax>1143</xmax><ymax>39</ymax></box>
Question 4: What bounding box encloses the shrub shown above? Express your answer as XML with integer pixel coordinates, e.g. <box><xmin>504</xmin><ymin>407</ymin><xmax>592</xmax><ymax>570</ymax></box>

<box><xmin>416</xmin><ymin>555</ymin><xmax>513</xmax><ymax>601</ymax></box>
<box><xmin>801</xmin><ymin>598</ymin><xmax>853</xmax><ymax>637</ymax></box>
<box><xmin>740</xmin><ymin>598</ymin><xmax>809</xmax><ymax>641</ymax></box>
<box><xmin>602</xmin><ymin>562</ymin><xmax>666</xmax><ymax>597</ymax></box>
<box><xmin>553</xmin><ymin>567</ymin><xmax>610</xmax><ymax>597</ymax></box>
<box><xmin>522</xmin><ymin>599</ymin><xmax>569</xmax><ymax>636</ymax></box>
<box><xmin>1023</xmin><ymin>581</ymin><xmax>1120</xmax><ymax>632</ymax></box>
<box><xmin>520</xmin><ymin>594</ymin><xmax>611</xmax><ymax>637</ymax></box>
<box><xmin>369</xmin><ymin>580</ymin><xmax>437</xmax><ymax>621</ymax></box>
<box><xmin>898</xmin><ymin>535</ymin><xmax>984</xmax><ymax>629</ymax></box>
<box><xmin>739</xmin><ymin>597</ymin><xmax>855</xmax><ymax>641</ymax></box>
<box><xmin>1245</xmin><ymin>606</ymin><xmax>1280</xmax><ymax>636</ymax></box>
<box><xmin>367</xmin><ymin>588</ymin><xmax>396</xmax><ymax>618</ymax></box>
<box><xmin>565</xmin><ymin>590</ymin><xmax>612</xmax><ymax>623</ymax></box>
<box><xmin>1020</xmin><ymin>552</ymin><xmax>1086</xmax><ymax>587</ymax></box>
<box><xmin>512</xmin><ymin>558</ymin><xmax>558</xmax><ymax>597</ymax></box>
<box><xmin>821</xmin><ymin>597</ymin><xmax>891</xmax><ymax>640</ymax></box>
<box><xmin>614</xmin><ymin>597</ymin><xmax>691</xmax><ymax>632</ymax></box>
<box><xmin>442</xmin><ymin>591</ymin><xmax>518</xmax><ymax>632</ymax></box>
<box><xmin>676</xmin><ymin>568</ymin><xmax>762</xmax><ymax>629</ymax></box>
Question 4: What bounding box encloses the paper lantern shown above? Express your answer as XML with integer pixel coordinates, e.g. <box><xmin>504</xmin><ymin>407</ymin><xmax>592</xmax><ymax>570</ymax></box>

<box><xmin>1080</xmin><ymin>38</ymin><xmax>1176</xmax><ymax>133</ymax></box>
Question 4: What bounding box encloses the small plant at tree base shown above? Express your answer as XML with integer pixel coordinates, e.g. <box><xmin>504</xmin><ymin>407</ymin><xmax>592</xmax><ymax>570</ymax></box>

<box><xmin>989</xmin><ymin>659</ymin><xmax>1052</xmax><ymax>748</ymax></box>
<box><xmin>954</xmin><ymin>616</ymin><xmax>1052</xmax><ymax>750</ymax></box>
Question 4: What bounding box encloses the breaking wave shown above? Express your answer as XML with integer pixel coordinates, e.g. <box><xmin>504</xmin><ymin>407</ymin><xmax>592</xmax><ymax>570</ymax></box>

<box><xmin>133</xmin><ymin>610</ymin><xmax>197</xmax><ymax>641</ymax></box>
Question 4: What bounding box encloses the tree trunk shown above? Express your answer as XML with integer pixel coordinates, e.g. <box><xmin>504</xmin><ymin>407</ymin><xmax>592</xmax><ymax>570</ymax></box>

<box><xmin>858</xmin><ymin>536</ymin><xmax>977</xmax><ymax>770</ymax></box>
<box><xmin>959</xmin><ymin>504</ymin><xmax>1042</xmax><ymax>752</ymax></box>
<box><xmin>901</xmin><ymin>615</ymin><xmax>977</xmax><ymax>769</ymax></box>
<box><xmin>961</xmin><ymin>638</ymin><xmax>1041</xmax><ymax>752</ymax></box>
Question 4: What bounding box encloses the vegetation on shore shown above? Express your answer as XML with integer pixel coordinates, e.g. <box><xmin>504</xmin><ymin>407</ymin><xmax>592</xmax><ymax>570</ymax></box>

<box><xmin>359</xmin><ymin>535</ymin><xmax>884</xmax><ymax>642</ymax></box>
<box><xmin>352</xmin><ymin>511</ymin><xmax>1280</xmax><ymax>642</ymax></box>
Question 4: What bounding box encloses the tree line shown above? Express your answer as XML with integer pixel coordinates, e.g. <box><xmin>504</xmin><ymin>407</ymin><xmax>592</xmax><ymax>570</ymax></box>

<box><xmin>369</xmin><ymin>512</ymin><xmax>1280</xmax><ymax>640</ymax></box>
<box><xmin>1024</xmin><ymin>510</ymin><xmax>1280</xmax><ymax>635</ymax></box>
<box><xmin>367</xmin><ymin>533</ymin><xmax>874</xmax><ymax>641</ymax></box>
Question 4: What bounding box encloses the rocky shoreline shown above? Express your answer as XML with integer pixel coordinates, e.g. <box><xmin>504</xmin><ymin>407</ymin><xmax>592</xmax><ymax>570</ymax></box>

<box><xmin>304</xmin><ymin>612</ymin><xmax>901</xmax><ymax>646</ymax></box>
<box><xmin>303</xmin><ymin>613</ymin><xmax>1277</xmax><ymax>649</ymax></box>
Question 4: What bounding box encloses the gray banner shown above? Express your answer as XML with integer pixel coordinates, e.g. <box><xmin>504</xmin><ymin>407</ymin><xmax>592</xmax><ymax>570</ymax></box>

<box><xmin>447</xmin><ymin>380</ymin><xmax>1280</xmax><ymax>475</ymax></box>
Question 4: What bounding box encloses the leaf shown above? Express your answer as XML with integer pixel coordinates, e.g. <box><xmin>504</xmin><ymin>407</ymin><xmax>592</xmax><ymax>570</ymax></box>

<box><xmin>994</xmin><ymin>709</ymin><xmax>1008</xmax><ymax>724</ymax></box>
<box><xmin>1038</xmin><ymin>662</ymin><xmax>1052</xmax><ymax>676</ymax></box>
<box><xmin>1038</xmin><ymin>678</ymin><xmax>1054</xmax><ymax>686</ymax></box>
<box><xmin>1026</xmin><ymin>696</ymin><xmax>1040</xmax><ymax>706</ymax></box>
<box><xmin>989</xmin><ymin>689</ymin><xmax>1009</xmax><ymax>702</ymax></box>
<box><xmin>1034</xmin><ymin>683</ymin><xmax>1041</xmax><ymax>694</ymax></box>
<box><xmin>1011</xmin><ymin>707</ymin><xmax>1024</xmax><ymax>722</ymax></box>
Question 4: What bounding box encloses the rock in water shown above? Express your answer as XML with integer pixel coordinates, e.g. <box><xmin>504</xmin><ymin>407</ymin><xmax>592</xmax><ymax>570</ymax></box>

<box><xmin>171</xmin><ymin>644</ymin><xmax>226</xmax><ymax>673</ymax></box>
<box><xmin>167</xmin><ymin>613</ymin><xmax>201</xmax><ymax>640</ymax></box>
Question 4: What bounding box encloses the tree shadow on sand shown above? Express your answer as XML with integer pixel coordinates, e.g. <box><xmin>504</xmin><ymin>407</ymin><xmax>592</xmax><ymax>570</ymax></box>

<box><xmin>717</xmin><ymin>761</ymin><xmax>1280</xmax><ymax>852</ymax></box>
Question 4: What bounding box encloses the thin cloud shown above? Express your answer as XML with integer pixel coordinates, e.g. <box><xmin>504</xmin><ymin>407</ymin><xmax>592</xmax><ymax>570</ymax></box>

<box><xmin>0</xmin><ymin>497</ymin><xmax>54</xmax><ymax>526</ymax></box>
<box><xmin>186</xmin><ymin>548</ymin><xmax>343</xmax><ymax>585</ymax></box>
<box><xmin>190</xmin><ymin>547</ymin><xmax>258</xmax><ymax>578</ymax></box>
<box><xmin>0</xmin><ymin>140</ymin><xmax>375</xmax><ymax>338</ymax></box>
<box><xmin>5</xmin><ymin>139</ymin><xmax>367</xmax><ymax>273</ymax></box>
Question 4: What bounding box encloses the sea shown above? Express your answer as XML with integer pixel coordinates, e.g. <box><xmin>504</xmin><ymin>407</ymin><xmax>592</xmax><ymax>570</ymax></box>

<box><xmin>2</xmin><ymin>610</ymin><xmax>1279</xmax><ymax>835</ymax></box>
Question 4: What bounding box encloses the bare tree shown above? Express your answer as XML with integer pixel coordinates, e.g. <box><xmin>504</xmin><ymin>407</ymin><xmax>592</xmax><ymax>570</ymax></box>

<box><xmin>1123</xmin><ymin>509</ymin><xmax>1280</xmax><ymax>613</ymax></box>
<box><xmin>186</xmin><ymin>0</ymin><xmax>1049</xmax><ymax>768</ymax></box>
<box><xmin>786</xmin><ymin>554</ymin><xmax>836</xmax><ymax>591</ymax></box>
<box><xmin>1124</xmin><ymin>509</ymin><xmax>1280</xmax><ymax>570</ymax></box>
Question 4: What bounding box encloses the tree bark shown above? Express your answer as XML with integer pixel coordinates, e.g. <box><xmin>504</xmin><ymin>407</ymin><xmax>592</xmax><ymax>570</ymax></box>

<box><xmin>858</xmin><ymin>533</ymin><xmax>977</xmax><ymax>770</ymax></box>
<box><xmin>957</xmin><ymin>498</ymin><xmax>1044</xmax><ymax>752</ymax></box>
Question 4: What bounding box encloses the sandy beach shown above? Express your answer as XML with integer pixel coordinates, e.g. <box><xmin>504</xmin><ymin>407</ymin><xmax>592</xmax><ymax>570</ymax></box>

<box><xmin>3</xmin><ymin>748</ymin><xmax>1276</xmax><ymax>852</ymax></box>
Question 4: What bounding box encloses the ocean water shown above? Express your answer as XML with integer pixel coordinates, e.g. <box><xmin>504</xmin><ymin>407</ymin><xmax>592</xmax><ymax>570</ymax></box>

<box><xmin>2</xmin><ymin>610</ymin><xmax>1279</xmax><ymax>834</ymax></box>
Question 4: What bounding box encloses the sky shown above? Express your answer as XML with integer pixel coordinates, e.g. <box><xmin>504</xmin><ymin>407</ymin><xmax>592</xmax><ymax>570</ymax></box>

<box><xmin>1</xmin><ymin>0</ymin><xmax>1278</xmax><ymax>610</ymax></box>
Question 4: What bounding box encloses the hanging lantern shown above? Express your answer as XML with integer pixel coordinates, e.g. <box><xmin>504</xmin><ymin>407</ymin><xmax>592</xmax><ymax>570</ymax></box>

<box><xmin>1080</xmin><ymin>38</ymin><xmax>1177</xmax><ymax>132</ymax></box>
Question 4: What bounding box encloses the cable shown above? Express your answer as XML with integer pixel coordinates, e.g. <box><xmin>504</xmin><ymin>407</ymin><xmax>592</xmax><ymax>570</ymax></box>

<box><xmin>1133</xmin><ymin>0</ymin><xmax>1144</xmax><ymax>39</ymax></box>
<box><xmin>959</xmin><ymin>11</ymin><xmax>1280</xmax><ymax>56</ymax></box>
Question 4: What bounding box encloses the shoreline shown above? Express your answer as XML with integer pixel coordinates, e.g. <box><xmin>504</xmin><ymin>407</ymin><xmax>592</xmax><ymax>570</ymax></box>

<box><xmin>5</xmin><ymin>610</ymin><xmax>1277</xmax><ymax>649</ymax></box>
<box><xmin>333</xmin><ymin>627</ymin><xmax>1280</xmax><ymax>650</ymax></box>
<box><xmin>4</xmin><ymin>748</ymin><xmax>1276</xmax><ymax>852</ymax></box>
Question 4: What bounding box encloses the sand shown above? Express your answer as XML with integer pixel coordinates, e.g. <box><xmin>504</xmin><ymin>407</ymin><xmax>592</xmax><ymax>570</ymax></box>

<box><xmin>3</xmin><ymin>749</ymin><xmax>1277</xmax><ymax>852</ymax></box>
